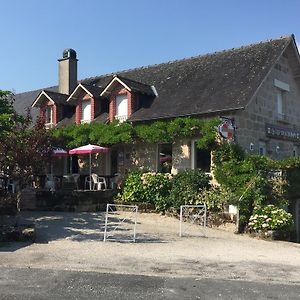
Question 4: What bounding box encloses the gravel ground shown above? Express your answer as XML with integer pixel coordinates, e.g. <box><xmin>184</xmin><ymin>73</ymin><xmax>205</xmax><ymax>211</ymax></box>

<box><xmin>0</xmin><ymin>211</ymin><xmax>300</xmax><ymax>285</ymax></box>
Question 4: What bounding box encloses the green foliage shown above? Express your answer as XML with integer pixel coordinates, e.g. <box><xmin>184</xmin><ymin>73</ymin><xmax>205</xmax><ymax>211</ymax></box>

<box><xmin>52</xmin><ymin>121</ymin><xmax>134</xmax><ymax>148</ymax></box>
<box><xmin>248</xmin><ymin>205</ymin><xmax>293</xmax><ymax>232</ymax></box>
<box><xmin>167</xmin><ymin>169</ymin><xmax>210</xmax><ymax>209</ymax></box>
<box><xmin>115</xmin><ymin>170</ymin><xmax>145</xmax><ymax>203</ymax></box>
<box><xmin>52</xmin><ymin>117</ymin><xmax>220</xmax><ymax>148</ymax></box>
<box><xmin>213</xmin><ymin>144</ymin><xmax>290</xmax><ymax>231</ymax></box>
<box><xmin>116</xmin><ymin>169</ymin><xmax>210</xmax><ymax>212</ymax></box>
<box><xmin>196</xmin><ymin>186</ymin><xmax>238</xmax><ymax>211</ymax></box>
<box><xmin>0</xmin><ymin>91</ymin><xmax>56</xmax><ymax>185</ymax></box>
<box><xmin>196</xmin><ymin>118</ymin><xmax>220</xmax><ymax>150</ymax></box>
<box><xmin>134</xmin><ymin>121</ymin><xmax>171</xmax><ymax>143</ymax></box>
<box><xmin>0</xmin><ymin>90</ymin><xmax>24</xmax><ymax>138</ymax></box>
<box><xmin>115</xmin><ymin>171</ymin><xmax>172</xmax><ymax>210</ymax></box>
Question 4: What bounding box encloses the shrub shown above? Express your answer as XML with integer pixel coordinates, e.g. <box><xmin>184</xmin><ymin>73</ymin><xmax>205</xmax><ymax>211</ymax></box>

<box><xmin>196</xmin><ymin>186</ymin><xmax>238</xmax><ymax>211</ymax></box>
<box><xmin>115</xmin><ymin>171</ymin><xmax>172</xmax><ymax>210</ymax></box>
<box><xmin>115</xmin><ymin>170</ymin><xmax>145</xmax><ymax>203</ymax></box>
<box><xmin>248</xmin><ymin>205</ymin><xmax>293</xmax><ymax>232</ymax></box>
<box><xmin>167</xmin><ymin>169</ymin><xmax>210</xmax><ymax>209</ymax></box>
<box><xmin>0</xmin><ymin>195</ymin><xmax>18</xmax><ymax>216</ymax></box>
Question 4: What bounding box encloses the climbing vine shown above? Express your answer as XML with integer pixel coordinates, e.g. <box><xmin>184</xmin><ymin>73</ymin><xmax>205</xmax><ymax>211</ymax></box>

<box><xmin>51</xmin><ymin>117</ymin><xmax>219</xmax><ymax>149</ymax></box>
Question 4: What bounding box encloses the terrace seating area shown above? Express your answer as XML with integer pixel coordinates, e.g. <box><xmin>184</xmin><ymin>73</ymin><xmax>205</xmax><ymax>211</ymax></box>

<box><xmin>37</xmin><ymin>173</ymin><xmax>121</xmax><ymax>192</ymax></box>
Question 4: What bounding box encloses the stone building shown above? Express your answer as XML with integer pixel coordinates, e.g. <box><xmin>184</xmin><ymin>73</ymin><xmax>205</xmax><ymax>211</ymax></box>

<box><xmin>14</xmin><ymin>35</ymin><xmax>300</xmax><ymax>236</ymax></box>
<box><xmin>15</xmin><ymin>35</ymin><xmax>300</xmax><ymax>172</ymax></box>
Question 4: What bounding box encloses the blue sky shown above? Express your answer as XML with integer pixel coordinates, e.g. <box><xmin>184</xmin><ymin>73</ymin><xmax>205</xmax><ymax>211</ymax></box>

<box><xmin>1</xmin><ymin>0</ymin><xmax>299</xmax><ymax>93</ymax></box>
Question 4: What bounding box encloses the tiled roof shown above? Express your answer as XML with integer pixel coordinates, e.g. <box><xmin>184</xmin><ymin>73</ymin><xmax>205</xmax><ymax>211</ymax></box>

<box><xmin>80</xmin><ymin>84</ymin><xmax>103</xmax><ymax>97</ymax></box>
<box><xmin>115</xmin><ymin>76</ymin><xmax>155</xmax><ymax>96</ymax></box>
<box><xmin>43</xmin><ymin>90</ymin><xmax>70</xmax><ymax>105</ymax></box>
<box><xmin>14</xmin><ymin>35</ymin><xmax>293</xmax><ymax>122</ymax></box>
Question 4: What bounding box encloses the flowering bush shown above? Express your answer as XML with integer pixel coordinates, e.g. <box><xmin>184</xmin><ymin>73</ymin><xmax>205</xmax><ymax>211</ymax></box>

<box><xmin>248</xmin><ymin>205</ymin><xmax>293</xmax><ymax>232</ymax></box>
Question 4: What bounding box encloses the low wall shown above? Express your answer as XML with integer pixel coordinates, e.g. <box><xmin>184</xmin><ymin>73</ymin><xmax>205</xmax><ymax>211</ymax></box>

<box><xmin>19</xmin><ymin>189</ymin><xmax>117</xmax><ymax>212</ymax></box>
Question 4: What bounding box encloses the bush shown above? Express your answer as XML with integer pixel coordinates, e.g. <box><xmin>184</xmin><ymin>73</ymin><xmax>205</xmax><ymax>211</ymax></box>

<box><xmin>196</xmin><ymin>186</ymin><xmax>238</xmax><ymax>211</ymax></box>
<box><xmin>248</xmin><ymin>205</ymin><xmax>293</xmax><ymax>232</ymax></box>
<box><xmin>115</xmin><ymin>170</ymin><xmax>145</xmax><ymax>203</ymax></box>
<box><xmin>167</xmin><ymin>169</ymin><xmax>210</xmax><ymax>209</ymax></box>
<box><xmin>115</xmin><ymin>171</ymin><xmax>172</xmax><ymax>210</ymax></box>
<box><xmin>0</xmin><ymin>195</ymin><xmax>18</xmax><ymax>215</ymax></box>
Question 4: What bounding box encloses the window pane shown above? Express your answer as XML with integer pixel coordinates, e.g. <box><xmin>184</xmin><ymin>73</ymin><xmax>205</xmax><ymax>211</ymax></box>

<box><xmin>45</xmin><ymin>107</ymin><xmax>52</xmax><ymax>123</ymax></box>
<box><xmin>82</xmin><ymin>100</ymin><xmax>91</xmax><ymax>120</ymax></box>
<box><xmin>195</xmin><ymin>144</ymin><xmax>211</xmax><ymax>172</ymax></box>
<box><xmin>116</xmin><ymin>95</ymin><xmax>128</xmax><ymax>117</ymax></box>
<box><xmin>158</xmin><ymin>144</ymin><xmax>172</xmax><ymax>173</ymax></box>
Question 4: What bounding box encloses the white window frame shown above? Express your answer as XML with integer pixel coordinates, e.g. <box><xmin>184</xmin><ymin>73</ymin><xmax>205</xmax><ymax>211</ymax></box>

<box><xmin>45</xmin><ymin>106</ymin><xmax>53</xmax><ymax>128</ymax></box>
<box><xmin>115</xmin><ymin>94</ymin><xmax>128</xmax><ymax>122</ymax></box>
<box><xmin>81</xmin><ymin>100</ymin><xmax>91</xmax><ymax>123</ymax></box>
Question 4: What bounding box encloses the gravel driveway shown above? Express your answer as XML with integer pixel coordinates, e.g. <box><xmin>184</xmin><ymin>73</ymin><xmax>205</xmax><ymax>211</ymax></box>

<box><xmin>0</xmin><ymin>211</ymin><xmax>300</xmax><ymax>285</ymax></box>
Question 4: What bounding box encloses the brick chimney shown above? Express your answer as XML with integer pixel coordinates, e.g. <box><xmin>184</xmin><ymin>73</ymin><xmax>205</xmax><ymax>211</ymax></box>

<box><xmin>58</xmin><ymin>49</ymin><xmax>78</xmax><ymax>95</ymax></box>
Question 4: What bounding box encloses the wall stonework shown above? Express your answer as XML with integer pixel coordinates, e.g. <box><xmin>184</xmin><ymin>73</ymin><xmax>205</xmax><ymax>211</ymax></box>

<box><xmin>171</xmin><ymin>139</ymin><xmax>191</xmax><ymax>174</ymax></box>
<box><xmin>123</xmin><ymin>143</ymin><xmax>157</xmax><ymax>172</ymax></box>
<box><xmin>233</xmin><ymin>48</ymin><xmax>300</xmax><ymax>160</ymax></box>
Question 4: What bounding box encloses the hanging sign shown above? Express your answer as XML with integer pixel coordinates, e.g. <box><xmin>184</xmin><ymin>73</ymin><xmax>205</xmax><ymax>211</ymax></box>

<box><xmin>218</xmin><ymin>119</ymin><xmax>235</xmax><ymax>141</ymax></box>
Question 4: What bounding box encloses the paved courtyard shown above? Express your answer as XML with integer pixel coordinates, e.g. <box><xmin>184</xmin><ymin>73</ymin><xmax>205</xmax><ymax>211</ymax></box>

<box><xmin>1</xmin><ymin>211</ymin><xmax>300</xmax><ymax>285</ymax></box>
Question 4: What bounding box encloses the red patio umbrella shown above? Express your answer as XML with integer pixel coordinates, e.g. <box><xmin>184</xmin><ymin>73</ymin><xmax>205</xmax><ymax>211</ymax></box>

<box><xmin>50</xmin><ymin>147</ymin><xmax>68</xmax><ymax>175</ymax></box>
<box><xmin>69</xmin><ymin>144</ymin><xmax>110</xmax><ymax>190</ymax></box>
<box><xmin>51</xmin><ymin>147</ymin><xmax>68</xmax><ymax>157</ymax></box>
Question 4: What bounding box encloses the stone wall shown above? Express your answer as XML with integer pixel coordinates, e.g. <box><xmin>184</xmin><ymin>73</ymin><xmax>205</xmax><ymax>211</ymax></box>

<box><xmin>171</xmin><ymin>139</ymin><xmax>191</xmax><ymax>174</ymax></box>
<box><xmin>233</xmin><ymin>46</ymin><xmax>300</xmax><ymax>159</ymax></box>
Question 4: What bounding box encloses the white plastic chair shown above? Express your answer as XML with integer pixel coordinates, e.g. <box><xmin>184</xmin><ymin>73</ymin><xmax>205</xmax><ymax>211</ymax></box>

<box><xmin>91</xmin><ymin>174</ymin><xmax>107</xmax><ymax>190</ymax></box>
<box><xmin>84</xmin><ymin>176</ymin><xmax>92</xmax><ymax>190</ymax></box>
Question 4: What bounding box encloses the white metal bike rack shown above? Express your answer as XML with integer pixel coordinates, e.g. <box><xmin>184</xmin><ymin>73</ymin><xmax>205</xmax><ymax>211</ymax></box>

<box><xmin>103</xmin><ymin>204</ymin><xmax>138</xmax><ymax>242</ymax></box>
<box><xmin>179</xmin><ymin>204</ymin><xmax>207</xmax><ymax>237</ymax></box>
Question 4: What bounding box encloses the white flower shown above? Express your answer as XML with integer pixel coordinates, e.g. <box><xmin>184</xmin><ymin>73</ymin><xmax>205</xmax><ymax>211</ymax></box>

<box><xmin>262</xmin><ymin>224</ymin><xmax>268</xmax><ymax>228</ymax></box>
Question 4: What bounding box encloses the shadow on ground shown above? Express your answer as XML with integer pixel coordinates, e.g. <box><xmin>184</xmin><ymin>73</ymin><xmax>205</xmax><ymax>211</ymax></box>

<box><xmin>17</xmin><ymin>211</ymin><xmax>164</xmax><ymax>244</ymax></box>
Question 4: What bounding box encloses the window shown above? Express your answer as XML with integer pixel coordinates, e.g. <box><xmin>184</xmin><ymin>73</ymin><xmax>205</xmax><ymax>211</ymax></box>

<box><xmin>157</xmin><ymin>144</ymin><xmax>172</xmax><ymax>173</ymax></box>
<box><xmin>45</xmin><ymin>106</ymin><xmax>53</xmax><ymax>127</ymax></box>
<box><xmin>116</xmin><ymin>94</ymin><xmax>128</xmax><ymax>122</ymax></box>
<box><xmin>191</xmin><ymin>141</ymin><xmax>211</xmax><ymax>172</ymax></box>
<box><xmin>293</xmin><ymin>146</ymin><xmax>299</xmax><ymax>157</ymax></box>
<box><xmin>81</xmin><ymin>100</ymin><xmax>91</xmax><ymax>123</ymax></box>
<box><xmin>277</xmin><ymin>90</ymin><xmax>286</xmax><ymax>121</ymax></box>
<box><xmin>259</xmin><ymin>141</ymin><xmax>266</xmax><ymax>156</ymax></box>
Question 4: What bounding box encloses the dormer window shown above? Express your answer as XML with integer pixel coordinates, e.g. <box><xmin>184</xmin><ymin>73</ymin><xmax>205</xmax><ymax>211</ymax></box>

<box><xmin>115</xmin><ymin>94</ymin><xmax>128</xmax><ymax>122</ymax></box>
<box><xmin>81</xmin><ymin>100</ymin><xmax>91</xmax><ymax>123</ymax></box>
<box><xmin>45</xmin><ymin>106</ymin><xmax>53</xmax><ymax>128</ymax></box>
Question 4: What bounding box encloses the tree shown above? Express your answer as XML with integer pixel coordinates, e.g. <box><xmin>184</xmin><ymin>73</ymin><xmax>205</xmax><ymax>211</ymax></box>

<box><xmin>0</xmin><ymin>90</ymin><xmax>57</xmax><ymax>188</ymax></box>
<box><xmin>0</xmin><ymin>90</ymin><xmax>20</xmax><ymax>137</ymax></box>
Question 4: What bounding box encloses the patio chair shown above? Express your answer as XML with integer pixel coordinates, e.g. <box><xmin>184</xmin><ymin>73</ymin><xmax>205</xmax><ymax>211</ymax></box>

<box><xmin>84</xmin><ymin>176</ymin><xmax>92</xmax><ymax>190</ymax></box>
<box><xmin>91</xmin><ymin>174</ymin><xmax>107</xmax><ymax>190</ymax></box>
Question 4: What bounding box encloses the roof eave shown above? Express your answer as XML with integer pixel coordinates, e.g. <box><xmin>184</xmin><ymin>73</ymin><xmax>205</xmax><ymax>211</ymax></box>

<box><xmin>31</xmin><ymin>90</ymin><xmax>55</xmax><ymax>108</ymax></box>
<box><xmin>66</xmin><ymin>83</ymin><xmax>94</xmax><ymax>103</ymax></box>
<box><xmin>100</xmin><ymin>76</ymin><xmax>132</xmax><ymax>96</ymax></box>
<box><xmin>129</xmin><ymin>106</ymin><xmax>245</xmax><ymax>122</ymax></box>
